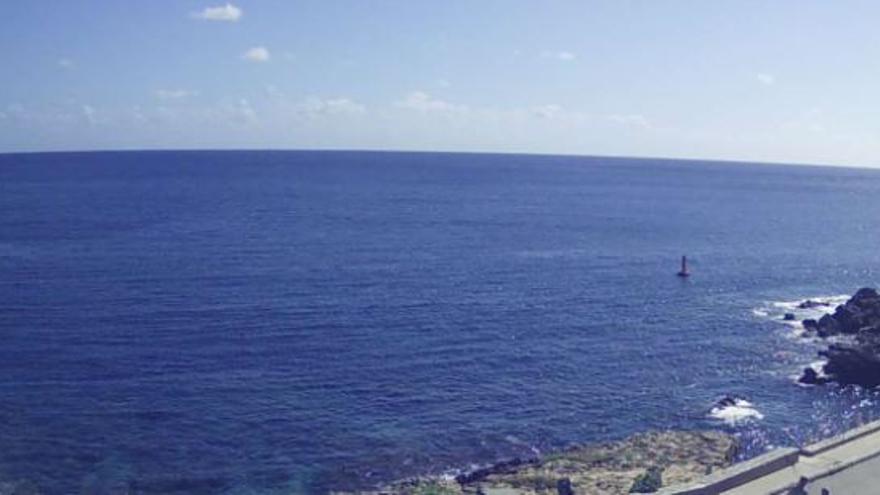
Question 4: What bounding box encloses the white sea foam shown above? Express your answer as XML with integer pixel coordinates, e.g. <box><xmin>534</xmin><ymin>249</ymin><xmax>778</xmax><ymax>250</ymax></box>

<box><xmin>438</xmin><ymin>472</ymin><xmax>458</xmax><ymax>482</ymax></box>
<box><xmin>792</xmin><ymin>359</ymin><xmax>829</xmax><ymax>386</ymax></box>
<box><xmin>808</xmin><ymin>359</ymin><xmax>828</xmax><ymax>377</ymax></box>
<box><xmin>767</xmin><ymin>295</ymin><xmax>848</xmax><ymax>318</ymax></box>
<box><xmin>754</xmin><ymin>295</ymin><xmax>848</xmax><ymax>385</ymax></box>
<box><xmin>754</xmin><ymin>294</ymin><xmax>848</xmax><ymax>339</ymax></box>
<box><xmin>710</xmin><ymin>398</ymin><xmax>764</xmax><ymax>425</ymax></box>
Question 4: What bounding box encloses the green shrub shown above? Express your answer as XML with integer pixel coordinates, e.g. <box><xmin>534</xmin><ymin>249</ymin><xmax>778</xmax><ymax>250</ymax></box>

<box><xmin>411</xmin><ymin>482</ymin><xmax>459</xmax><ymax>495</ymax></box>
<box><xmin>629</xmin><ymin>466</ymin><xmax>663</xmax><ymax>493</ymax></box>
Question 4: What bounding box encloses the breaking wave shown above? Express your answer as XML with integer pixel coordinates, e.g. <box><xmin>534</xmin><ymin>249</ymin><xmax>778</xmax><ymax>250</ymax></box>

<box><xmin>710</xmin><ymin>398</ymin><xmax>765</xmax><ymax>425</ymax></box>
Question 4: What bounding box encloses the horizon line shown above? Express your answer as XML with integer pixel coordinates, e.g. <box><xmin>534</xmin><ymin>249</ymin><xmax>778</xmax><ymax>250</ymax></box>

<box><xmin>0</xmin><ymin>146</ymin><xmax>871</xmax><ymax>172</ymax></box>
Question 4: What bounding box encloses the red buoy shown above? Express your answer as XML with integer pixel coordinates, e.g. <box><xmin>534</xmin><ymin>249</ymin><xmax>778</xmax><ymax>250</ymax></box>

<box><xmin>677</xmin><ymin>255</ymin><xmax>690</xmax><ymax>277</ymax></box>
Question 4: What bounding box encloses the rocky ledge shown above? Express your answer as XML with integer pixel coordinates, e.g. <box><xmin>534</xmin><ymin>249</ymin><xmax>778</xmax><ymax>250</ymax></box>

<box><xmin>798</xmin><ymin>287</ymin><xmax>880</xmax><ymax>387</ymax></box>
<box><xmin>334</xmin><ymin>430</ymin><xmax>736</xmax><ymax>495</ymax></box>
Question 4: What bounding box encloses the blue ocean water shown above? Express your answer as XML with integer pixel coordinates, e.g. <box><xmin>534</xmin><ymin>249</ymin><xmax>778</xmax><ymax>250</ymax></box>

<box><xmin>3</xmin><ymin>150</ymin><xmax>880</xmax><ymax>494</ymax></box>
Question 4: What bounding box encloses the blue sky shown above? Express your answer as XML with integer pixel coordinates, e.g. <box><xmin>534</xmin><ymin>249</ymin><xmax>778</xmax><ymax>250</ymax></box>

<box><xmin>2</xmin><ymin>1</ymin><xmax>879</xmax><ymax>166</ymax></box>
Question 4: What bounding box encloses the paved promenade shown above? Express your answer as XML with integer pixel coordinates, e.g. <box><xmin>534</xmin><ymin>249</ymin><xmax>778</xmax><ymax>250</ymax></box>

<box><xmin>662</xmin><ymin>419</ymin><xmax>880</xmax><ymax>494</ymax></box>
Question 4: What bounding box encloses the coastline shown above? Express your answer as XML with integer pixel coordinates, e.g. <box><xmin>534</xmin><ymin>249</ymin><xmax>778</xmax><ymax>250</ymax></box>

<box><xmin>333</xmin><ymin>429</ymin><xmax>737</xmax><ymax>495</ymax></box>
<box><xmin>334</xmin><ymin>288</ymin><xmax>880</xmax><ymax>494</ymax></box>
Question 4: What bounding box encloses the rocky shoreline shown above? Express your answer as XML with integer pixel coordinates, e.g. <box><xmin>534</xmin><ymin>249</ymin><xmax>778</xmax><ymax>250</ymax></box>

<box><xmin>334</xmin><ymin>287</ymin><xmax>880</xmax><ymax>494</ymax></box>
<box><xmin>333</xmin><ymin>430</ymin><xmax>737</xmax><ymax>495</ymax></box>
<box><xmin>796</xmin><ymin>287</ymin><xmax>880</xmax><ymax>387</ymax></box>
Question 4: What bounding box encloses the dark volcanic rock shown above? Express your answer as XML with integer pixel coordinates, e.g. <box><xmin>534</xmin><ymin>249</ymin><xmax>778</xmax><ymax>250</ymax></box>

<box><xmin>816</xmin><ymin>314</ymin><xmax>840</xmax><ymax>337</ymax></box>
<box><xmin>713</xmin><ymin>395</ymin><xmax>747</xmax><ymax>410</ymax></box>
<box><xmin>556</xmin><ymin>478</ymin><xmax>574</xmax><ymax>495</ymax></box>
<box><xmin>798</xmin><ymin>299</ymin><xmax>831</xmax><ymax>309</ymax></box>
<box><xmin>798</xmin><ymin>367</ymin><xmax>827</xmax><ymax>385</ymax></box>
<box><xmin>783</xmin><ymin>313</ymin><xmax>796</xmax><ymax>321</ymax></box>
<box><xmin>819</xmin><ymin>288</ymin><xmax>880</xmax><ymax>337</ymax></box>
<box><xmin>802</xmin><ymin>319</ymin><xmax>819</xmax><ymax>332</ymax></box>
<box><xmin>821</xmin><ymin>344</ymin><xmax>880</xmax><ymax>388</ymax></box>
<box><xmin>801</xmin><ymin>288</ymin><xmax>880</xmax><ymax>387</ymax></box>
<box><xmin>454</xmin><ymin>457</ymin><xmax>538</xmax><ymax>485</ymax></box>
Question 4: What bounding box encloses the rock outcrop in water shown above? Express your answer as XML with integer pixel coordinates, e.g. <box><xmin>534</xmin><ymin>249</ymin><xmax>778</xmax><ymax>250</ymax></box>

<box><xmin>334</xmin><ymin>430</ymin><xmax>736</xmax><ymax>495</ymax></box>
<box><xmin>798</xmin><ymin>299</ymin><xmax>831</xmax><ymax>310</ymax></box>
<box><xmin>798</xmin><ymin>288</ymin><xmax>880</xmax><ymax>387</ymax></box>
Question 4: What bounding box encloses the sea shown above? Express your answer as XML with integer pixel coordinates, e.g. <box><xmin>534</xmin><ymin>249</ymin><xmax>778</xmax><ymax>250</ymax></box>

<box><xmin>3</xmin><ymin>150</ymin><xmax>880</xmax><ymax>494</ymax></box>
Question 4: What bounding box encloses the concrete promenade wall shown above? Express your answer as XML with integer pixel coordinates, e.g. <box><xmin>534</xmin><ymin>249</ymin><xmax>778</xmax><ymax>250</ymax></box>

<box><xmin>657</xmin><ymin>448</ymin><xmax>800</xmax><ymax>495</ymax></box>
<box><xmin>660</xmin><ymin>419</ymin><xmax>880</xmax><ymax>494</ymax></box>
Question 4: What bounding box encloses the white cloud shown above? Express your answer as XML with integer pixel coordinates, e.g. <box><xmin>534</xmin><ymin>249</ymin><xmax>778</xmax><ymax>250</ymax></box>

<box><xmin>232</xmin><ymin>99</ymin><xmax>257</xmax><ymax>124</ymax></box>
<box><xmin>156</xmin><ymin>89</ymin><xmax>196</xmax><ymax>100</ymax></box>
<box><xmin>533</xmin><ymin>104</ymin><xmax>563</xmax><ymax>119</ymax></box>
<box><xmin>7</xmin><ymin>103</ymin><xmax>25</xmax><ymax>118</ymax></box>
<box><xmin>265</xmin><ymin>84</ymin><xmax>281</xmax><ymax>97</ymax></box>
<box><xmin>82</xmin><ymin>105</ymin><xmax>97</xmax><ymax>126</ymax></box>
<box><xmin>396</xmin><ymin>91</ymin><xmax>467</xmax><ymax>113</ymax></box>
<box><xmin>193</xmin><ymin>3</ymin><xmax>242</xmax><ymax>22</ymax></box>
<box><xmin>131</xmin><ymin>106</ymin><xmax>147</xmax><ymax>123</ymax></box>
<box><xmin>756</xmin><ymin>73</ymin><xmax>775</xmax><ymax>86</ymax></box>
<box><xmin>242</xmin><ymin>46</ymin><xmax>270</xmax><ymax>62</ymax></box>
<box><xmin>608</xmin><ymin>114</ymin><xmax>651</xmax><ymax>129</ymax></box>
<box><xmin>300</xmin><ymin>97</ymin><xmax>366</xmax><ymax>116</ymax></box>
<box><xmin>782</xmin><ymin>107</ymin><xmax>825</xmax><ymax>134</ymax></box>
<box><xmin>154</xmin><ymin>105</ymin><xmax>177</xmax><ymax>123</ymax></box>
<box><xmin>58</xmin><ymin>58</ymin><xmax>75</xmax><ymax>70</ymax></box>
<box><xmin>542</xmin><ymin>51</ymin><xmax>576</xmax><ymax>61</ymax></box>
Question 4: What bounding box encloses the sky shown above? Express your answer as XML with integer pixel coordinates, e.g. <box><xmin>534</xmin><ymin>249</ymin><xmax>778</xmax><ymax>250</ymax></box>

<box><xmin>2</xmin><ymin>1</ymin><xmax>879</xmax><ymax>167</ymax></box>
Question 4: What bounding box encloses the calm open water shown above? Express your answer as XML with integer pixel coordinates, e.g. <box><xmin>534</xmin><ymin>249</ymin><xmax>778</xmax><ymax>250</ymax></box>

<box><xmin>3</xmin><ymin>150</ymin><xmax>880</xmax><ymax>494</ymax></box>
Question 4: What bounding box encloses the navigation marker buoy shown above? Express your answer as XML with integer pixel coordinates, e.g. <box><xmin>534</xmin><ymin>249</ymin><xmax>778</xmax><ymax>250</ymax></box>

<box><xmin>677</xmin><ymin>255</ymin><xmax>690</xmax><ymax>277</ymax></box>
